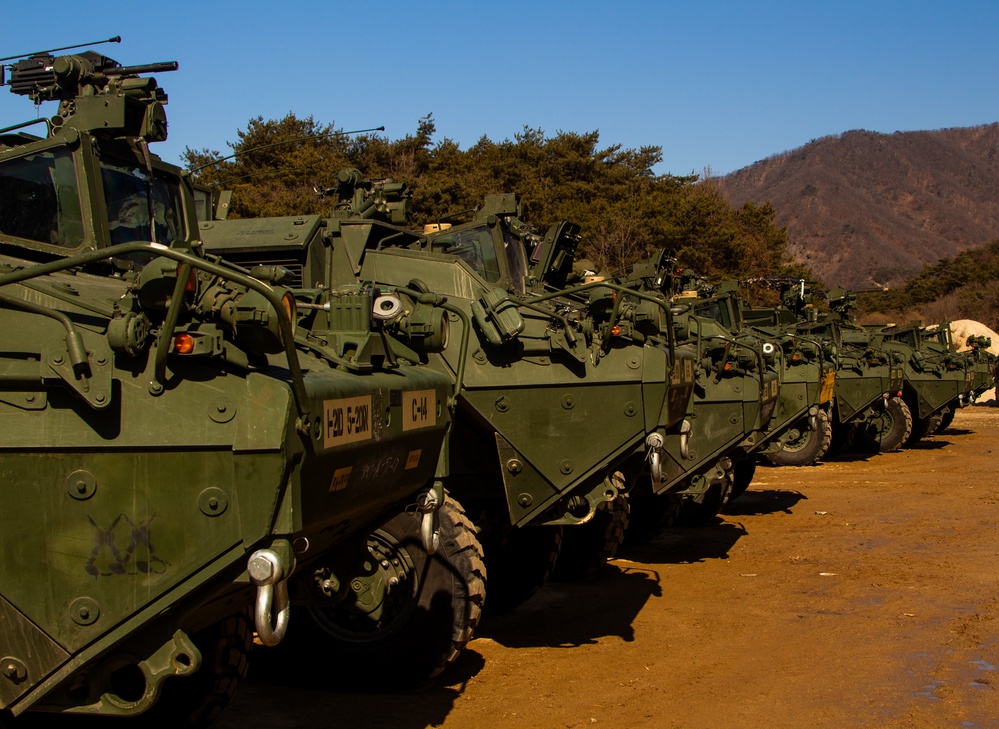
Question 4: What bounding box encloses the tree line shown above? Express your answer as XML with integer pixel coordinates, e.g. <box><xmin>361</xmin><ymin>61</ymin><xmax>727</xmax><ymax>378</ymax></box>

<box><xmin>858</xmin><ymin>241</ymin><xmax>999</xmax><ymax>331</ymax></box>
<box><xmin>183</xmin><ymin>114</ymin><xmax>810</xmax><ymax>282</ymax></box>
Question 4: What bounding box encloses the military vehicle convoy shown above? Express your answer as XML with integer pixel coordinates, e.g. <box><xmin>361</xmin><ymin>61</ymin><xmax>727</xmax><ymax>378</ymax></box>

<box><xmin>5</xmin><ymin>37</ymin><xmax>996</xmax><ymax>728</ymax></box>
<box><xmin>873</xmin><ymin>321</ymin><xmax>981</xmax><ymax>445</ymax></box>
<box><xmin>742</xmin><ymin>282</ymin><xmax>907</xmax><ymax>460</ymax></box>
<box><xmin>200</xmin><ymin>174</ymin><xmax>724</xmax><ymax>601</ymax></box>
<box><xmin>0</xmin><ymin>44</ymin><xmax>484</xmax><ymax>725</ymax></box>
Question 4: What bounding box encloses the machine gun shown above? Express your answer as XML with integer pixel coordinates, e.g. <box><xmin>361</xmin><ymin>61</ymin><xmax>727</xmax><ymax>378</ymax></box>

<box><xmin>2</xmin><ymin>36</ymin><xmax>176</xmax><ymax>141</ymax></box>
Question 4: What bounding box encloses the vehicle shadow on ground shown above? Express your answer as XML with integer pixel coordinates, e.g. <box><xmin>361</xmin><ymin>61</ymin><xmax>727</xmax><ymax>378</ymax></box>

<box><xmin>908</xmin><ymin>438</ymin><xmax>952</xmax><ymax>450</ymax></box>
<box><xmin>724</xmin><ymin>488</ymin><xmax>807</xmax><ymax>516</ymax></box>
<box><xmin>619</xmin><ymin>518</ymin><xmax>749</xmax><ymax>565</ymax></box>
<box><xmin>940</xmin><ymin>426</ymin><xmax>972</xmax><ymax>436</ymax></box>
<box><xmin>477</xmin><ymin>563</ymin><xmax>661</xmax><ymax>648</ymax></box>
<box><xmin>217</xmin><ymin>650</ymin><xmax>485</xmax><ymax>729</ymax></box>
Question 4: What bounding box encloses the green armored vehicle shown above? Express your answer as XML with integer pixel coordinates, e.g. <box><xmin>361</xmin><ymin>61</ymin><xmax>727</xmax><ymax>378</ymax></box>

<box><xmin>678</xmin><ymin>277</ymin><xmax>832</xmax><ymax>472</ymax></box>
<box><xmin>620</xmin><ymin>258</ymin><xmax>783</xmax><ymax>514</ymax></box>
<box><xmin>0</xmin><ymin>45</ymin><xmax>483</xmax><ymax>724</ymax></box>
<box><xmin>744</xmin><ymin>282</ymin><xmax>906</xmax><ymax>459</ymax></box>
<box><xmin>200</xmin><ymin>171</ymin><xmax>724</xmax><ymax>600</ymax></box>
<box><xmin>873</xmin><ymin>321</ymin><xmax>976</xmax><ymax>445</ymax></box>
<box><xmin>916</xmin><ymin>324</ymin><xmax>995</xmax><ymax>433</ymax></box>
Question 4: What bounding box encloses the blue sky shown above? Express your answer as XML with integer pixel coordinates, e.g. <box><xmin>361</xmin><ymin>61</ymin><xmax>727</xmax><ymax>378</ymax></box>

<box><xmin>3</xmin><ymin>1</ymin><xmax>998</xmax><ymax>178</ymax></box>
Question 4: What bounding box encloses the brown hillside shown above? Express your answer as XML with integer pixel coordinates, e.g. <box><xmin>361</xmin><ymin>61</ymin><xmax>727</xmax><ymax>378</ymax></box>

<box><xmin>716</xmin><ymin>124</ymin><xmax>999</xmax><ymax>289</ymax></box>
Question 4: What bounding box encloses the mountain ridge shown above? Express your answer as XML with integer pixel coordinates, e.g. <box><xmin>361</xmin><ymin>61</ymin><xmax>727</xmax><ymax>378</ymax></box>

<box><xmin>716</xmin><ymin>123</ymin><xmax>999</xmax><ymax>289</ymax></box>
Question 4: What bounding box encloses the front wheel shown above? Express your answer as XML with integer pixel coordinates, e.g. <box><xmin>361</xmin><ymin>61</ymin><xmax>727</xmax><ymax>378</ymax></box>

<box><xmin>765</xmin><ymin>410</ymin><xmax>832</xmax><ymax>467</ymax></box>
<box><xmin>936</xmin><ymin>406</ymin><xmax>956</xmax><ymax>432</ymax></box>
<box><xmin>551</xmin><ymin>496</ymin><xmax>630</xmax><ymax>581</ymax></box>
<box><xmin>146</xmin><ymin>613</ymin><xmax>252</xmax><ymax>728</ymax></box>
<box><xmin>622</xmin><ymin>477</ymin><xmax>683</xmax><ymax>546</ymax></box>
<box><xmin>728</xmin><ymin>457</ymin><xmax>758</xmax><ymax>501</ymax></box>
<box><xmin>299</xmin><ymin>496</ymin><xmax>485</xmax><ymax>686</ymax></box>
<box><xmin>858</xmin><ymin>396</ymin><xmax>911</xmax><ymax>452</ymax></box>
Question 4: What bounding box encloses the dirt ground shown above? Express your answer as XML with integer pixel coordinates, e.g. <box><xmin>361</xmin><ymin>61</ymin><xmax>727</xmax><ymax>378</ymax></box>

<box><xmin>217</xmin><ymin>404</ymin><xmax>999</xmax><ymax>729</ymax></box>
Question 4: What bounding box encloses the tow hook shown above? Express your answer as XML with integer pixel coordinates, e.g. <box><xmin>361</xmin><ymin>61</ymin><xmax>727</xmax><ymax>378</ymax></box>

<box><xmin>417</xmin><ymin>481</ymin><xmax>444</xmax><ymax>555</ymax></box>
<box><xmin>248</xmin><ymin>547</ymin><xmax>293</xmax><ymax>647</ymax></box>
<box><xmin>679</xmin><ymin>419</ymin><xmax>692</xmax><ymax>460</ymax></box>
<box><xmin>646</xmin><ymin>432</ymin><xmax>665</xmax><ymax>489</ymax></box>
<box><xmin>808</xmin><ymin>405</ymin><xmax>819</xmax><ymax>431</ymax></box>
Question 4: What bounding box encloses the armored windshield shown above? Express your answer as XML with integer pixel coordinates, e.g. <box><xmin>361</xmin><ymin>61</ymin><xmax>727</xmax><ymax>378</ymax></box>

<box><xmin>502</xmin><ymin>225</ymin><xmax>528</xmax><ymax>295</ymax></box>
<box><xmin>430</xmin><ymin>225</ymin><xmax>501</xmax><ymax>283</ymax></box>
<box><xmin>101</xmin><ymin>160</ymin><xmax>184</xmax><ymax>246</ymax></box>
<box><xmin>693</xmin><ymin>300</ymin><xmax>732</xmax><ymax>330</ymax></box>
<box><xmin>0</xmin><ymin>148</ymin><xmax>84</xmax><ymax>248</ymax></box>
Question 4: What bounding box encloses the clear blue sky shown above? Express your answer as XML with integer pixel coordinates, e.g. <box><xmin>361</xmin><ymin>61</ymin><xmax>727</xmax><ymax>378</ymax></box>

<box><xmin>3</xmin><ymin>0</ymin><xmax>998</xmax><ymax>178</ymax></box>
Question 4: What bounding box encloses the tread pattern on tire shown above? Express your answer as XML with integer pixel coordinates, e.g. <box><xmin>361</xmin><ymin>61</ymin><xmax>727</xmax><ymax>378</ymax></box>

<box><xmin>766</xmin><ymin>410</ymin><xmax>833</xmax><ymax>467</ymax></box>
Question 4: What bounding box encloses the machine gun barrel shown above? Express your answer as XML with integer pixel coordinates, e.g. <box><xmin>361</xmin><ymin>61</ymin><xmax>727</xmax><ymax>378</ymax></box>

<box><xmin>106</xmin><ymin>61</ymin><xmax>179</xmax><ymax>76</ymax></box>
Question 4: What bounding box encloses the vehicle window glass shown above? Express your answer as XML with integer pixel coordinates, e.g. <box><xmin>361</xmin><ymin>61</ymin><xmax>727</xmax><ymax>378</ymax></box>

<box><xmin>101</xmin><ymin>161</ymin><xmax>184</xmax><ymax>246</ymax></box>
<box><xmin>503</xmin><ymin>226</ymin><xmax>528</xmax><ymax>295</ymax></box>
<box><xmin>0</xmin><ymin>148</ymin><xmax>83</xmax><ymax>248</ymax></box>
<box><xmin>192</xmin><ymin>187</ymin><xmax>212</xmax><ymax>222</ymax></box>
<box><xmin>430</xmin><ymin>225</ymin><xmax>501</xmax><ymax>283</ymax></box>
<box><xmin>694</xmin><ymin>301</ymin><xmax>729</xmax><ymax>328</ymax></box>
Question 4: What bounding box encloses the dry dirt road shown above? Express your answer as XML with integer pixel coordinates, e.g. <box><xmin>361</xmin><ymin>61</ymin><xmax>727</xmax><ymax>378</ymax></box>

<box><xmin>218</xmin><ymin>405</ymin><xmax>999</xmax><ymax>729</ymax></box>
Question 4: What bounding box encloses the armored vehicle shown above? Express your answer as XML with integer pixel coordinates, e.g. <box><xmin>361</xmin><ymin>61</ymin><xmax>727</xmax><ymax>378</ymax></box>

<box><xmin>200</xmin><ymin>172</ymin><xmax>727</xmax><ymax>602</ymax></box>
<box><xmin>917</xmin><ymin>324</ymin><xmax>996</xmax><ymax>433</ymax></box>
<box><xmin>620</xmin><ymin>257</ymin><xmax>782</xmax><ymax>514</ymax></box>
<box><xmin>744</xmin><ymin>282</ymin><xmax>905</xmax><ymax>459</ymax></box>
<box><xmin>873</xmin><ymin>321</ymin><xmax>976</xmax><ymax>445</ymax></box>
<box><xmin>690</xmin><ymin>279</ymin><xmax>833</xmax><ymax>471</ymax></box>
<box><xmin>1</xmin><ymin>45</ymin><xmax>483</xmax><ymax>724</ymax></box>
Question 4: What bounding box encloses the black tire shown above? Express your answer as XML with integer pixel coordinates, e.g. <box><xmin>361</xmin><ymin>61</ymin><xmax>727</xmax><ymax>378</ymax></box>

<box><xmin>481</xmin><ymin>523</ymin><xmax>562</xmax><ymax>615</ymax></box>
<box><xmin>147</xmin><ymin>613</ymin><xmax>252</xmax><ymax>728</ymax></box>
<box><xmin>765</xmin><ymin>410</ymin><xmax>833</xmax><ymax>467</ymax></box>
<box><xmin>908</xmin><ymin>410</ymin><xmax>943</xmax><ymax>445</ymax></box>
<box><xmin>826</xmin><ymin>420</ymin><xmax>857</xmax><ymax>456</ymax></box>
<box><xmin>937</xmin><ymin>407</ymin><xmax>956</xmax><ymax>432</ymax></box>
<box><xmin>622</xmin><ymin>477</ymin><xmax>683</xmax><ymax>546</ymax></box>
<box><xmin>728</xmin><ymin>457</ymin><xmax>758</xmax><ymax>501</ymax></box>
<box><xmin>6</xmin><ymin>615</ymin><xmax>251</xmax><ymax>729</ymax></box>
<box><xmin>866</xmin><ymin>396</ymin><xmax>912</xmax><ymax>452</ymax></box>
<box><xmin>300</xmin><ymin>496</ymin><xmax>486</xmax><ymax>686</ymax></box>
<box><xmin>676</xmin><ymin>471</ymin><xmax>732</xmax><ymax>527</ymax></box>
<box><xmin>551</xmin><ymin>496</ymin><xmax>630</xmax><ymax>581</ymax></box>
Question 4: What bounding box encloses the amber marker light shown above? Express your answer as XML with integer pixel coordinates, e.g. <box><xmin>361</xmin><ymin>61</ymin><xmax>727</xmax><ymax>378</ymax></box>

<box><xmin>174</xmin><ymin>333</ymin><xmax>195</xmax><ymax>354</ymax></box>
<box><xmin>611</xmin><ymin>325</ymin><xmax>621</xmax><ymax>336</ymax></box>
<box><xmin>176</xmin><ymin>264</ymin><xmax>197</xmax><ymax>295</ymax></box>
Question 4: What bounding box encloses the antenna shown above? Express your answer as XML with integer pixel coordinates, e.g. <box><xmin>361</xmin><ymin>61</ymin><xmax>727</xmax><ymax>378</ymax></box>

<box><xmin>1</xmin><ymin>36</ymin><xmax>122</xmax><ymax>85</ymax></box>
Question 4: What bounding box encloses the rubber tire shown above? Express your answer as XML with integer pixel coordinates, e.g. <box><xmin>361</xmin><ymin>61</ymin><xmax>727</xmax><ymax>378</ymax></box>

<box><xmin>676</xmin><ymin>472</ymin><xmax>732</xmax><ymax>527</ymax></box>
<box><xmin>622</xmin><ymin>478</ymin><xmax>683</xmax><ymax>546</ymax></box>
<box><xmin>481</xmin><ymin>524</ymin><xmax>562</xmax><ymax>615</ymax></box>
<box><xmin>937</xmin><ymin>407</ymin><xmax>956</xmax><ymax>432</ymax></box>
<box><xmin>872</xmin><ymin>396</ymin><xmax>913</xmax><ymax>452</ymax></box>
<box><xmin>826</xmin><ymin>420</ymin><xmax>857</xmax><ymax>457</ymax></box>
<box><xmin>728</xmin><ymin>457</ymin><xmax>758</xmax><ymax>501</ymax></box>
<box><xmin>766</xmin><ymin>410</ymin><xmax>833</xmax><ymax>467</ymax></box>
<box><xmin>551</xmin><ymin>496</ymin><xmax>630</xmax><ymax>582</ymax></box>
<box><xmin>147</xmin><ymin>613</ymin><xmax>252</xmax><ymax>728</ymax></box>
<box><xmin>301</xmin><ymin>496</ymin><xmax>486</xmax><ymax>686</ymax></box>
<box><xmin>908</xmin><ymin>410</ymin><xmax>943</xmax><ymax>445</ymax></box>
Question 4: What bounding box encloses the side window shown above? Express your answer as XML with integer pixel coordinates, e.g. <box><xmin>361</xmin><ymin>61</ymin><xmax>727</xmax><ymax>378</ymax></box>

<box><xmin>0</xmin><ymin>148</ymin><xmax>84</xmax><ymax>248</ymax></box>
<box><xmin>694</xmin><ymin>301</ymin><xmax>728</xmax><ymax>328</ymax></box>
<box><xmin>101</xmin><ymin>161</ymin><xmax>184</xmax><ymax>246</ymax></box>
<box><xmin>502</xmin><ymin>226</ymin><xmax>528</xmax><ymax>295</ymax></box>
<box><xmin>431</xmin><ymin>225</ymin><xmax>501</xmax><ymax>283</ymax></box>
